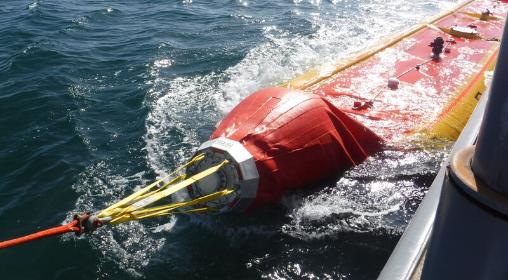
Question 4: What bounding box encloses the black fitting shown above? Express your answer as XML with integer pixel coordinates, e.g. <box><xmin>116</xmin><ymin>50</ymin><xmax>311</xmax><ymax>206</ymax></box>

<box><xmin>73</xmin><ymin>212</ymin><xmax>103</xmax><ymax>236</ymax></box>
<box><xmin>429</xmin><ymin>37</ymin><xmax>445</xmax><ymax>59</ymax></box>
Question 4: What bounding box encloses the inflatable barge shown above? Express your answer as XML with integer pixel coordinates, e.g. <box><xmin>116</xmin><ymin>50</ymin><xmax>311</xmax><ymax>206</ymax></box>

<box><xmin>2</xmin><ymin>0</ymin><xmax>508</xmax><ymax>249</ymax></box>
<box><xmin>186</xmin><ymin>0</ymin><xmax>508</xmax><ymax>212</ymax></box>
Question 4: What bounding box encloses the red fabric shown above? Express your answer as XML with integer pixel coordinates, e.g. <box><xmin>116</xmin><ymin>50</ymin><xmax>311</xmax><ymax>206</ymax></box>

<box><xmin>212</xmin><ymin>88</ymin><xmax>382</xmax><ymax>208</ymax></box>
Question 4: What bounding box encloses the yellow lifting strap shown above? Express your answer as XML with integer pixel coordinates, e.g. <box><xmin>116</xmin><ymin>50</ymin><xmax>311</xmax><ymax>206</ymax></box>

<box><xmin>97</xmin><ymin>155</ymin><xmax>233</xmax><ymax>225</ymax></box>
<box><xmin>99</xmin><ymin>153</ymin><xmax>206</xmax><ymax>217</ymax></box>
<box><xmin>108</xmin><ymin>189</ymin><xmax>234</xmax><ymax>224</ymax></box>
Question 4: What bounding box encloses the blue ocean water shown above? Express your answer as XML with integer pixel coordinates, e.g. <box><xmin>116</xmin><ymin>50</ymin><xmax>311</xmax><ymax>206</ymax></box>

<box><xmin>0</xmin><ymin>0</ymin><xmax>457</xmax><ymax>279</ymax></box>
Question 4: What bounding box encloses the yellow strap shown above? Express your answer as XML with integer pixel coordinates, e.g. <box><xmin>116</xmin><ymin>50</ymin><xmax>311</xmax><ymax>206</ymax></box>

<box><xmin>114</xmin><ymin>159</ymin><xmax>228</xmax><ymax>214</ymax></box>
<box><xmin>133</xmin><ymin>189</ymin><xmax>233</xmax><ymax>216</ymax></box>
<box><xmin>98</xmin><ymin>154</ymin><xmax>205</xmax><ymax>217</ymax></box>
<box><xmin>176</xmin><ymin>207</ymin><xmax>215</xmax><ymax>214</ymax></box>
<box><xmin>108</xmin><ymin>189</ymin><xmax>234</xmax><ymax>224</ymax></box>
<box><xmin>100</xmin><ymin>158</ymin><xmax>230</xmax><ymax>224</ymax></box>
<box><xmin>134</xmin><ymin>174</ymin><xmax>186</xmax><ymax>201</ymax></box>
<box><xmin>103</xmin><ymin>175</ymin><xmax>188</xmax><ymax>218</ymax></box>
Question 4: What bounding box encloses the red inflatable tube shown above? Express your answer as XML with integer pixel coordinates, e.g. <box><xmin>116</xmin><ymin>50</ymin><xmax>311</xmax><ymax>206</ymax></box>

<box><xmin>188</xmin><ymin>87</ymin><xmax>382</xmax><ymax>211</ymax></box>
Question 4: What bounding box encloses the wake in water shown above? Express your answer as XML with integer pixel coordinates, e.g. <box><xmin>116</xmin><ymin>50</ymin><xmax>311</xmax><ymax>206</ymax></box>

<box><xmin>282</xmin><ymin>143</ymin><xmax>451</xmax><ymax>240</ymax></box>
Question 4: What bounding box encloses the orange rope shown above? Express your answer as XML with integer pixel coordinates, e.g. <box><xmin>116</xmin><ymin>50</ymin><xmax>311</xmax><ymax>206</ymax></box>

<box><xmin>0</xmin><ymin>220</ymin><xmax>80</xmax><ymax>249</ymax></box>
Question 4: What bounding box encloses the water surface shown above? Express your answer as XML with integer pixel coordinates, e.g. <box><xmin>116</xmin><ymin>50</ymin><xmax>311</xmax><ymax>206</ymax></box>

<box><xmin>0</xmin><ymin>0</ymin><xmax>457</xmax><ymax>279</ymax></box>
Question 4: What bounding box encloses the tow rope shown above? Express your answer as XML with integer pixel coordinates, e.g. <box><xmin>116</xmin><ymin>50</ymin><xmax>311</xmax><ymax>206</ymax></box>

<box><xmin>0</xmin><ymin>220</ymin><xmax>80</xmax><ymax>249</ymax></box>
<box><xmin>0</xmin><ymin>154</ymin><xmax>233</xmax><ymax>249</ymax></box>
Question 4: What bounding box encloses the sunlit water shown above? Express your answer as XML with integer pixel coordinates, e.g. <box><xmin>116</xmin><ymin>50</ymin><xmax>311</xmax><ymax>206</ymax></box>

<box><xmin>0</xmin><ymin>1</ymin><xmax>457</xmax><ymax>279</ymax></box>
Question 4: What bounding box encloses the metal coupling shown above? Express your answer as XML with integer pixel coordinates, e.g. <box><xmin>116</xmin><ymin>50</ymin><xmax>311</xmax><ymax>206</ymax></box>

<box><xmin>73</xmin><ymin>212</ymin><xmax>104</xmax><ymax>236</ymax></box>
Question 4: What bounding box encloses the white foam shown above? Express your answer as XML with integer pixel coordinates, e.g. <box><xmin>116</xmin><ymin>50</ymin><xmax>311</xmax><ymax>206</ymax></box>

<box><xmin>28</xmin><ymin>0</ymin><xmax>38</xmax><ymax>11</ymax></box>
<box><xmin>281</xmin><ymin>145</ymin><xmax>450</xmax><ymax>240</ymax></box>
<box><xmin>68</xmin><ymin>161</ymin><xmax>176</xmax><ymax>277</ymax></box>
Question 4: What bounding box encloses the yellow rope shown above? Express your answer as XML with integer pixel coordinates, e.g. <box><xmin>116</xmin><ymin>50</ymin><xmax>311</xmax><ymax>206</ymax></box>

<box><xmin>99</xmin><ymin>154</ymin><xmax>205</xmax><ymax>217</ymax></box>
<box><xmin>98</xmin><ymin>155</ymin><xmax>233</xmax><ymax>225</ymax></box>
<box><xmin>108</xmin><ymin>189</ymin><xmax>234</xmax><ymax>224</ymax></box>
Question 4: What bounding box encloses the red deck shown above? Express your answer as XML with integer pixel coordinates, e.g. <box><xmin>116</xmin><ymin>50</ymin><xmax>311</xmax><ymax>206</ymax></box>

<box><xmin>311</xmin><ymin>0</ymin><xmax>507</xmax><ymax>140</ymax></box>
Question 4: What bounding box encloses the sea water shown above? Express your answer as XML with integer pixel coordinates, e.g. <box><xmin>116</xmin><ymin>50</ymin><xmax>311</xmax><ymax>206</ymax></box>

<box><xmin>0</xmin><ymin>0</ymin><xmax>457</xmax><ymax>279</ymax></box>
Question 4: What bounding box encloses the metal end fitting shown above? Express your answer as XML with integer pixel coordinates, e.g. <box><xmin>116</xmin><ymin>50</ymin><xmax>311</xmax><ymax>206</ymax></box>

<box><xmin>73</xmin><ymin>212</ymin><xmax>104</xmax><ymax>236</ymax></box>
